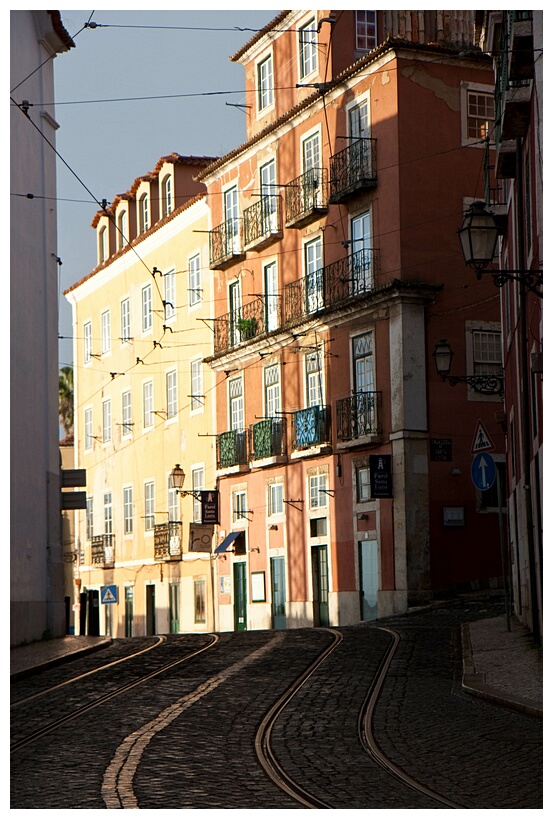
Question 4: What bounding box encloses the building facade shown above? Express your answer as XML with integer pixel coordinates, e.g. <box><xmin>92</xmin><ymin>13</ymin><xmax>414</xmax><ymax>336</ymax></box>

<box><xmin>198</xmin><ymin>10</ymin><xmax>507</xmax><ymax>631</ymax></box>
<box><xmin>11</xmin><ymin>11</ymin><xmax>75</xmax><ymax>645</ymax></box>
<box><xmin>65</xmin><ymin>155</ymin><xmax>222</xmax><ymax>637</ymax></box>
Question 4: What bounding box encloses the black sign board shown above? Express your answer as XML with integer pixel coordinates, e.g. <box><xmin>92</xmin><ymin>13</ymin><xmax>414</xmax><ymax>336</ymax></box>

<box><xmin>201</xmin><ymin>490</ymin><xmax>219</xmax><ymax>525</ymax></box>
<box><xmin>61</xmin><ymin>468</ymin><xmax>87</xmax><ymax>488</ymax></box>
<box><xmin>430</xmin><ymin>438</ymin><xmax>452</xmax><ymax>461</ymax></box>
<box><xmin>369</xmin><ymin>455</ymin><xmax>393</xmax><ymax>498</ymax></box>
<box><xmin>61</xmin><ymin>491</ymin><xmax>87</xmax><ymax>510</ymax></box>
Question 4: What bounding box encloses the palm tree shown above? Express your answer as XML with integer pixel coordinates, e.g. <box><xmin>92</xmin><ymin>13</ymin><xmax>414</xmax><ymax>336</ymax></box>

<box><xmin>59</xmin><ymin>366</ymin><xmax>74</xmax><ymax>437</ymax></box>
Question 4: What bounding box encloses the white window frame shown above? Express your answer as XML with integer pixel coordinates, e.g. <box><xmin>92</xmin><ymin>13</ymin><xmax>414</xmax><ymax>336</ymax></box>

<box><xmin>460</xmin><ymin>82</ymin><xmax>495</xmax><ymax>147</ymax></box>
<box><xmin>191</xmin><ymin>466</ymin><xmax>204</xmax><ymax>524</ymax></box>
<box><xmin>232</xmin><ymin>489</ymin><xmax>248</xmax><ymax>523</ymax></box>
<box><xmin>99</xmin><ymin>226</ymin><xmax>108</xmax><ymax>264</ymax></box>
<box><xmin>164</xmin><ymin>268</ymin><xmax>176</xmax><ymax>321</ymax></box>
<box><xmin>144</xmin><ymin>481</ymin><xmax>155</xmax><ymax>532</ymax></box>
<box><xmin>104</xmin><ymin>491</ymin><xmax>113</xmax><ymax>535</ymax></box>
<box><xmin>101</xmin><ymin>309</ymin><xmax>111</xmax><ymax>355</ymax></box>
<box><xmin>264</xmin><ymin>364</ymin><xmax>281</xmax><ymax>418</ymax></box>
<box><xmin>464</xmin><ymin>320</ymin><xmax>502</xmax><ymax>401</ymax></box>
<box><xmin>299</xmin><ymin>17</ymin><xmax>318</xmax><ymax>80</ymax></box>
<box><xmin>102</xmin><ymin>398</ymin><xmax>112</xmax><ymax>443</ymax></box>
<box><xmin>309</xmin><ymin>472</ymin><xmax>328</xmax><ymax>510</ymax></box>
<box><xmin>166</xmin><ymin>369</ymin><xmax>178</xmax><ymax>420</ymax></box>
<box><xmin>83</xmin><ymin>320</ymin><xmax>92</xmax><ymax>365</ymax></box>
<box><xmin>168</xmin><ymin>474</ymin><xmax>179</xmax><ymax>522</ymax></box>
<box><xmin>84</xmin><ymin>406</ymin><xmax>93</xmax><ymax>450</ymax></box>
<box><xmin>122</xmin><ymin>389</ymin><xmax>132</xmax><ymax>437</ymax></box>
<box><xmin>139</xmin><ymin>192</ymin><xmax>150</xmax><ymax>232</ymax></box>
<box><xmin>142</xmin><ymin>283</ymin><xmax>152</xmax><ymax>333</ymax></box>
<box><xmin>123</xmin><ymin>485</ymin><xmax>134</xmax><ymax>535</ymax></box>
<box><xmin>121</xmin><ymin>297</ymin><xmax>131</xmax><ymax>343</ymax></box>
<box><xmin>117</xmin><ymin>209</ymin><xmax>128</xmax><ymax>252</ymax></box>
<box><xmin>162</xmin><ymin>173</ymin><xmax>173</xmax><ymax>217</ymax></box>
<box><xmin>356</xmin><ymin>465</ymin><xmax>371</xmax><ymax>503</ymax></box>
<box><xmin>268</xmin><ymin>481</ymin><xmax>284</xmax><ymax>517</ymax></box>
<box><xmin>229</xmin><ymin>375</ymin><xmax>244</xmax><ymax>431</ymax></box>
<box><xmin>355</xmin><ymin>10</ymin><xmax>377</xmax><ymax>51</ymax></box>
<box><xmin>143</xmin><ymin>380</ymin><xmax>154</xmax><ymax>429</ymax></box>
<box><xmin>190</xmin><ymin>359</ymin><xmax>203</xmax><ymax>414</ymax></box>
<box><xmin>305</xmin><ymin>350</ymin><xmax>324</xmax><ymax>408</ymax></box>
<box><xmin>188</xmin><ymin>253</ymin><xmax>202</xmax><ymax>307</ymax></box>
<box><xmin>86</xmin><ymin>496</ymin><xmax>94</xmax><ymax>539</ymax></box>
<box><xmin>257</xmin><ymin>51</ymin><xmax>274</xmax><ymax>113</ymax></box>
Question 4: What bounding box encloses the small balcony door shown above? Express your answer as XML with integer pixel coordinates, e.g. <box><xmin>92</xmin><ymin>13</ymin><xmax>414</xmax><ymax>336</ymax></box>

<box><xmin>224</xmin><ymin>186</ymin><xmax>240</xmax><ymax>253</ymax></box>
<box><xmin>305</xmin><ymin>237</ymin><xmax>323</xmax><ymax>313</ymax></box>
<box><xmin>351</xmin><ymin>211</ymin><xmax>373</xmax><ymax>292</ymax></box>
<box><xmin>229</xmin><ymin>279</ymin><xmax>242</xmax><ymax>346</ymax></box>
<box><xmin>353</xmin><ymin>332</ymin><xmax>374</xmax><ymax>394</ymax></box>
<box><xmin>260</xmin><ymin>160</ymin><xmax>278</xmax><ymax>233</ymax></box>
<box><xmin>264</xmin><ymin>261</ymin><xmax>279</xmax><ymax>332</ymax></box>
<box><xmin>302</xmin><ymin>132</ymin><xmax>323</xmax><ymax>209</ymax></box>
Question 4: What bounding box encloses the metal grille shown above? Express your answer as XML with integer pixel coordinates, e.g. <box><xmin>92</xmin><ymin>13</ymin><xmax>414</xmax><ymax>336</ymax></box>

<box><xmin>292</xmin><ymin>405</ymin><xmax>331</xmax><ymax>450</ymax></box>
<box><xmin>91</xmin><ymin>534</ymin><xmax>115</xmax><ymax>565</ymax></box>
<box><xmin>209</xmin><ymin>218</ymin><xmax>244</xmax><ymax>267</ymax></box>
<box><xmin>154</xmin><ymin>521</ymin><xmax>183</xmax><ymax>561</ymax></box>
<box><xmin>249</xmin><ymin>418</ymin><xmax>286</xmax><ymax>460</ymax></box>
<box><xmin>243</xmin><ymin>196</ymin><xmax>282</xmax><ymax>247</ymax></box>
<box><xmin>217</xmin><ymin>430</ymin><xmax>248</xmax><ymax>468</ymax></box>
<box><xmin>284</xmin><ymin>168</ymin><xmax>328</xmax><ymax>226</ymax></box>
<box><xmin>336</xmin><ymin>391</ymin><xmax>382</xmax><ymax>441</ymax></box>
<box><xmin>329</xmin><ymin>138</ymin><xmax>377</xmax><ymax>203</ymax></box>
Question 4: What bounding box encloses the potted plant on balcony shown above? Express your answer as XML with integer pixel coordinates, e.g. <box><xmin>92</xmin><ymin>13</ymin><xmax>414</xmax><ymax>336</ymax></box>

<box><xmin>237</xmin><ymin>316</ymin><xmax>257</xmax><ymax>340</ymax></box>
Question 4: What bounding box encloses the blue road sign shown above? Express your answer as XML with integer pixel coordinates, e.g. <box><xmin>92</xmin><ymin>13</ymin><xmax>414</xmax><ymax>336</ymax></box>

<box><xmin>101</xmin><ymin>584</ymin><xmax>118</xmax><ymax>605</ymax></box>
<box><xmin>471</xmin><ymin>452</ymin><xmax>496</xmax><ymax>491</ymax></box>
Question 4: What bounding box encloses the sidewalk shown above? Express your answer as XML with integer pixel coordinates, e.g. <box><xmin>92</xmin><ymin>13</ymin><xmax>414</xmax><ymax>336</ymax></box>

<box><xmin>462</xmin><ymin>615</ymin><xmax>542</xmax><ymax>718</ymax></box>
<box><xmin>10</xmin><ymin>635</ymin><xmax>112</xmax><ymax>681</ymax></box>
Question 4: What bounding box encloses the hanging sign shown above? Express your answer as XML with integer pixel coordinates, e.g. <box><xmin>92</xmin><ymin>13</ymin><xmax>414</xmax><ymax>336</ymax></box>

<box><xmin>369</xmin><ymin>455</ymin><xmax>393</xmax><ymax>498</ymax></box>
<box><xmin>201</xmin><ymin>490</ymin><xmax>219</xmax><ymax>525</ymax></box>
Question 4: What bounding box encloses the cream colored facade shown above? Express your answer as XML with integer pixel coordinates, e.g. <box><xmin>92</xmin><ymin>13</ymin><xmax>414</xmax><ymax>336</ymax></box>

<box><xmin>65</xmin><ymin>158</ymin><xmax>219</xmax><ymax>637</ymax></box>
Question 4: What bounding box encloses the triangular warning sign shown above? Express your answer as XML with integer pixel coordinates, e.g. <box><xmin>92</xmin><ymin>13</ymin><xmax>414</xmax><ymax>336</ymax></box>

<box><xmin>471</xmin><ymin>420</ymin><xmax>494</xmax><ymax>454</ymax></box>
<box><xmin>102</xmin><ymin>587</ymin><xmax>116</xmax><ymax>603</ymax></box>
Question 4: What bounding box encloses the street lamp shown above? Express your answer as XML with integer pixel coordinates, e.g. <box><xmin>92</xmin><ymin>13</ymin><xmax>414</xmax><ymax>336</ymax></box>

<box><xmin>170</xmin><ymin>464</ymin><xmax>185</xmax><ymax>490</ymax></box>
<box><xmin>458</xmin><ymin>201</ymin><xmax>542</xmax><ymax>297</ymax></box>
<box><xmin>433</xmin><ymin>339</ymin><xmax>504</xmax><ymax>396</ymax></box>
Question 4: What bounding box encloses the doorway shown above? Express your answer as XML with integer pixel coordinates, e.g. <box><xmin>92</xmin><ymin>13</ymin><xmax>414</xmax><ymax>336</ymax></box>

<box><xmin>146</xmin><ymin>584</ymin><xmax>156</xmax><ymax>635</ymax></box>
<box><xmin>359</xmin><ymin>539</ymin><xmax>378</xmax><ymax>621</ymax></box>
<box><xmin>270</xmin><ymin>556</ymin><xmax>286</xmax><ymax>630</ymax></box>
<box><xmin>311</xmin><ymin>545</ymin><xmax>329</xmax><ymax>627</ymax></box>
<box><xmin>169</xmin><ymin>583</ymin><xmax>180</xmax><ymax>633</ymax></box>
<box><xmin>233</xmin><ymin>562</ymin><xmax>247</xmax><ymax>631</ymax></box>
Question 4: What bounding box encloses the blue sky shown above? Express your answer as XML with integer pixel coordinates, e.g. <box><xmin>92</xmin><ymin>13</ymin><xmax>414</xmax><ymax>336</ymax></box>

<box><xmin>54</xmin><ymin>8</ymin><xmax>278</xmax><ymax>368</ymax></box>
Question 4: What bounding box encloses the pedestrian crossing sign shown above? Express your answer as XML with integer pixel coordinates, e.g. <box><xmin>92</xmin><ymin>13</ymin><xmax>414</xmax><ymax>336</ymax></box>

<box><xmin>101</xmin><ymin>585</ymin><xmax>118</xmax><ymax>604</ymax></box>
<box><xmin>471</xmin><ymin>420</ymin><xmax>494</xmax><ymax>454</ymax></box>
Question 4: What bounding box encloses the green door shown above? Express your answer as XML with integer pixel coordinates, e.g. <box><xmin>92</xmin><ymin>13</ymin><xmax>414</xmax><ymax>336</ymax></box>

<box><xmin>311</xmin><ymin>545</ymin><xmax>329</xmax><ymax>627</ymax></box>
<box><xmin>169</xmin><ymin>583</ymin><xmax>180</xmax><ymax>633</ymax></box>
<box><xmin>233</xmin><ymin>562</ymin><xmax>247</xmax><ymax>631</ymax></box>
<box><xmin>270</xmin><ymin>556</ymin><xmax>286</xmax><ymax>630</ymax></box>
<box><xmin>125</xmin><ymin>587</ymin><xmax>134</xmax><ymax>637</ymax></box>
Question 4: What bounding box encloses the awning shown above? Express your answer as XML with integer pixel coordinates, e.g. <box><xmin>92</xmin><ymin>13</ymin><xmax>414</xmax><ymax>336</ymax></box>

<box><xmin>214</xmin><ymin>531</ymin><xmax>243</xmax><ymax>554</ymax></box>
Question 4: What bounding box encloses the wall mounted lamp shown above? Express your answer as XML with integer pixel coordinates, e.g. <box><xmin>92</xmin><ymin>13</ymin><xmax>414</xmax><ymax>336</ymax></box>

<box><xmin>433</xmin><ymin>339</ymin><xmax>504</xmax><ymax>397</ymax></box>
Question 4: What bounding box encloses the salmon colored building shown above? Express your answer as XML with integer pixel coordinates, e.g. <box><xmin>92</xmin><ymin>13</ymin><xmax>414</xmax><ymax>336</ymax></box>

<box><xmin>198</xmin><ymin>10</ymin><xmax>507</xmax><ymax>631</ymax></box>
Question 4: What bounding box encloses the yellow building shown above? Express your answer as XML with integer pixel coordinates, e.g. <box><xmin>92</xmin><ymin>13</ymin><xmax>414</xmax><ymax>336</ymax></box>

<box><xmin>65</xmin><ymin>154</ymin><xmax>220</xmax><ymax>637</ymax></box>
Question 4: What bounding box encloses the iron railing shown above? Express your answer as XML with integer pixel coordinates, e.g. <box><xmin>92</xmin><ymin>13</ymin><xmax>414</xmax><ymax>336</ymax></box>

<box><xmin>154</xmin><ymin>521</ymin><xmax>183</xmax><ymax>561</ymax></box>
<box><xmin>91</xmin><ymin>534</ymin><xmax>115</xmax><ymax>566</ymax></box>
<box><xmin>336</xmin><ymin>391</ymin><xmax>382</xmax><ymax>442</ymax></box>
<box><xmin>329</xmin><ymin>138</ymin><xmax>377</xmax><ymax>203</ymax></box>
<box><xmin>209</xmin><ymin>218</ymin><xmax>244</xmax><ymax>268</ymax></box>
<box><xmin>243</xmin><ymin>196</ymin><xmax>282</xmax><ymax>248</ymax></box>
<box><xmin>213</xmin><ymin>296</ymin><xmax>281</xmax><ymax>354</ymax></box>
<box><xmin>292</xmin><ymin>405</ymin><xmax>331</xmax><ymax>451</ymax></box>
<box><xmin>284</xmin><ymin>249</ymin><xmax>377</xmax><ymax>324</ymax></box>
<box><xmin>249</xmin><ymin>418</ymin><xmax>286</xmax><ymax>460</ymax></box>
<box><xmin>217</xmin><ymin>429</ymin><xmax>248</xmax><ymax>469</ymax></box>
<box><xmin>285</xmin><ymin>168</ymin><xmax>328</xmax><ymax>227</ymax></box>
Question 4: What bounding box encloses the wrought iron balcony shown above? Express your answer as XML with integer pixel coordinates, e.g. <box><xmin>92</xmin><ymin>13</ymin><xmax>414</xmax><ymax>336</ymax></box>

<box><xmin>329</xmin><ymin>138</ymin><xmax>377</xmax><ymax>204</ymax></box>
<box><xmin>283</xmin><ymin>248</ymin><xmax>377</xmax><ymax>324</ymax></box>
<box><xmin>249</xmin><ymin>418</ymin><xmax>286</xmax><ymax>461</ymax></box>
<box><xmin>292</xmin><ymin>405</ymin><xmax>331</xmax><ymax>451</ymax></box>
<box><xmin>209</xmin><ymin>218</ymin><xmax>245</xmax><ymax>269</ymax></box>
<box><xmin>91</xmin><ymin>534</ymin><xmax>115</xmax><ymax>567</ymax></box>
<box><xmin>217</xmin><ymin>429</ymin><xmax>248</xmax><ymax>469</ymax></box>
<box><xmin>336</xmin><ymin>391</ymin><xmax>382</xmax><ymax>443</ymax></box>
<box><xmin>284</xmin><ymin>168</ymin><xmax>328</xmax><ymax>228</ymax></box>
<box><xmin>154</xmin><ymin>521</ymin><xmax>183</xmax><ymax>561</ymax></box>
<box><xmin>243</xmin><ymin>196</ymin><xmax>282</xmax><ymax>249</ymax></box>
<box><xmin>213</xmin><ymin>296</ymin><xmax>281</xmax><ymax>354</ymax></box>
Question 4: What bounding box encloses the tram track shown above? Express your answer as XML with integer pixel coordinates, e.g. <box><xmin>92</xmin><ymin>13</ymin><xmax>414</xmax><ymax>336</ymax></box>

<box><xmin>10</xmin><ymin>634</ymin><xmax>219</xmax><ymax>754</ymax></box>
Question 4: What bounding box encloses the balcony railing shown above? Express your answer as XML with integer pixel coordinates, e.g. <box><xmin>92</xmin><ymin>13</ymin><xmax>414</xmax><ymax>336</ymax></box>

<box><xmin>213</xmin><ymin>295</ymin><xmax>282</xmax><ymax>355</ymax></box>
<box><xmin>154</xmin><ymin>521</ymin><xmax>183</xmax><ymax>561</ymax></box>
<box><xmin>284</xmin><ymin>249</ymin><xmax>377</xmax><ymax>324</ymax></box>
<box><xmin>285</xmin><ymin>168</ymin><xmax>328</xmax><ymax>228</ymax></box>
<box><xmin>249</xmin><ymin>418</ymin><xmax>286</xmax><ymax>461</ymax></box>
<box><xmin>209</xmin><ymin>218</ymin><xmax>245</xmax><ymax>269</ymax></box>
<box><xmin>91</xmin><ymin>534</ymin><xmax>115</xmax><ymax>566</ymax></box>
<box><xmin>292</xmin><ymin>405</ymin><xmax>331</xmax><ymax>451</ymax></box>
<box><xmin>336</xmin><ymin>391</ymin><xmax>382</xmax><ymax>442</ymax></box>
<box><xmin>243</xmin><ymin>196</ymin><xmax>282</xmax><ymax>249</ymax></box>
<box><xmin>217</xmin><ymin>429</ymin><xmax>248</xmax><ymax>469</ymax></box>
<box><xmin>329</xmin><ymin>138</ymin><xmax>377</xmax><ymax>204</ymax></box>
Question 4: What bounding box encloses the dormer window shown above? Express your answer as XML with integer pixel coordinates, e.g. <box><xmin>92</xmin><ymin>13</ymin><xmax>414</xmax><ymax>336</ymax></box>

<box><xmin>117</xmin><ymin>209</ymin><xmax>128</xmax><ymax>251</ymax></box>
<box><xmin>99</xmin><ymin>226</ymin><xmax>108</xmax><ymax>264</ymax></box>
<box><xmin>162</xmin><ymin>174</ymin><xmax>173</xmax><ymax>217</ymax></box>
<box><xmin>257</xmin><ymin>53</ymin><xmax>274</xmax><ymax>112</ymax></box>
<box><xmin>139</xmin><ymin>192</ymin><xmax>150</xmax><ymax>233</ymax></box>
<box><xmin>355</xmin><ymin>11</ymin><xmax>377</xmax><ymax>51</ymax></box>
<box><xmin>299</xmin><ymin>18</ymin><xmax>317</xmax><ymax>79</ymax></box>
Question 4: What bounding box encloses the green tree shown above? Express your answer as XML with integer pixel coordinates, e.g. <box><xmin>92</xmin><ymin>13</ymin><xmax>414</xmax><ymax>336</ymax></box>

<box><xmin>59</xmin><ymin>365</ymin><xmax>74</xmax><ymax>437</ymax></box>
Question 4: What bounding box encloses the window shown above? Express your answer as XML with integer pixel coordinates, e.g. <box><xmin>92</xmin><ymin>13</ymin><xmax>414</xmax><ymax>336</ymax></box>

<box><xmin>142</xmin><ymin>284</ymin><xmax>152</xmax><ymax>332</ymax></box>
<box><xmin>124</xmin><ymin>486</ymin><xmax>133</xmax><ymax>534</ymax></box>
<box><xmin>122</xmin><ymin>390</ymin><xmax>132</xmax><ymax>436</ymax></box>
<box><xmin>188</xmin><ymin>253</ymin><xmax>201</xmax><ymax>306</ymax></box>
<box><xmin>306</xmin><ymin>351</ymin><xmax>323</xmax><ymax>408</ymax></box>
<box><xmin>224</xmin><ymin>186</ymin><xmax>240</xmax><ymax>252</ymax></box>
<box><xmin>164</xmin><ymin>268</ymin><xmax>176</xmax><ymax>320</ymax></box>
<box><xmin>229</xmin><ymin>376</ymin><xmax>244</xmax><ymax>430</ymax></box>
<box><xmin>144</xmin><ymin>481</ymin><xmax>155</xmax><ymax>531</ymax></box>
<box><xmin>473</xmin><ymin>330</ymin><xmax>502</xmax><ymax>376</ymax></box>
<box><xmin>304</xmin><ymin>236</ymin><xmax>323</xmax><ymax>312</ymax></box>
<box><xmin>299</xmin><ymin>18</ymin><xmax>317</xmax><ymax>79</ymax></box>
<box><xmin>168</xmin><ymin>475</ymin><xmax>179</xmax><ymax>522</ymax></box>
<box><xmin>356</xmin><ymin>466</ymin><xmax>370</xmax><ymax>503</ymax></box>
<box><xmin>353</xmin><ymin>333</ymin><xmax>375</xmax><ymax>393</ymax></box>
<box><xmin>351</xmin><ymin>211</ymin><xmax>373</xmax><ymax>292</ymax></box>
<box><xmin>355</xmin><ymin>11</ymin><xmax>377</xmax><ymax>51</ymax></box>
<box><xmin>264</xmin><ymin>364</ymin><xmax>281</xmax><ymax>417</ymax></box>
<box><xmin>194</xmin><ymin>578</ymin><xmax>206</xmax><ymax>624</ymax></box>
<box><xmin>143</xmin><ymin>381</ymin><xmax>154</xmax><ymax>428</ymax></box>
<box><xmin>309</xmin><ymin>472</ymin><xmax>328</xmax><ymax>509</ymax></box>
<box><xmin>229</xmin><ymin>279</ymin><xmax>242</xmax><ymax>345</ymax></box>
<box><xmin>84</xmin><ymin>321</ymin><xmax>92</xmax><ymax>364</ymax></box>
<box><xmin>121</xmin><ymin>298</ymin><xmax>131</xmax><ymax>343</ymax></box>
<box><xmin>302</xmin><ymin>131</ymin><xmax>321</xmax><ymax>173</ymax></box>
<box><xmin>102</xmin><ymin>399</ymin><xmax>112</xmax><ymax>443</ymax></box>
<box><xmin>268</xmin><ymin>482</ymin><xmax>283</xmax><ymax>517</ymax></box>
<box><xmin>191</xmin><ymin>359</ymin><xmax>203</xmax><ymax>412</ymax></box>
<box><xmin>84</xmin><ymin>407</ymin><xmax>93</xmax><ymax>450</ymax></box>
<box><xmin>139</xmin><ymin>192</ymin><xmax>150</xmax><ymax>232</ymax></box>
<box><xmin>86</xmin><ymin>496</ymin><xmax>94</xmax><ymax>539</ymax></box>
<box><xmin>117</xmin><ymin>210</ymin><xmax>128</xmax><ymax>251</ymax></box>
<box><xmin>257</xmin><ymin>53</ymin><xmax>274</xmax><ymax>111</ymax></box>
<box><xmin>99</xmin><ymin>226</ymin><xmax>108</xmax><ymax>264</ymax></box>
<box><xmin>192</xmin><ymin>467</ymin><xmax>204</xmax><ymax>523</ymax></box>
<box><xmin>101</xmin><ymin>310</ymin><xmax>111</xmax><ymax>355</ymax></box>
<box><xmin>166</xmin><ymin>370</ymin><xmax>178</xmax><ymax>419</ymax></box>
<box><xmin>104</xmin><ymin>492</ymin><xmax>113</xmax><ymax>534</ymax></box>
<box><xmin>466</xmin><ymin>90</ymin><xmax>494</xmax><ymax>141</ymax></box>
<box><xmin>162</xmin><ymin>174</ymin><xmax>173</xmax><ymax>217</ymax></box>
<box><xmin>233</xmin><ymin>490</ymin><xmax>248</xmax><ymax>522</ymax></box>
<box><xmin>264</xmin><ymin>261</ymin><xmax>279</xmax><ymax>332</ymax></box>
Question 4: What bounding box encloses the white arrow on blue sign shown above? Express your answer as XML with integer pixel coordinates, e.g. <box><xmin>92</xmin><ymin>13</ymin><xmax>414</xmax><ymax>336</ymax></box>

<box><xmin>471</xmin><ymin>452</ymin><xmax>496</xmax><ymax>491</ymax></box>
